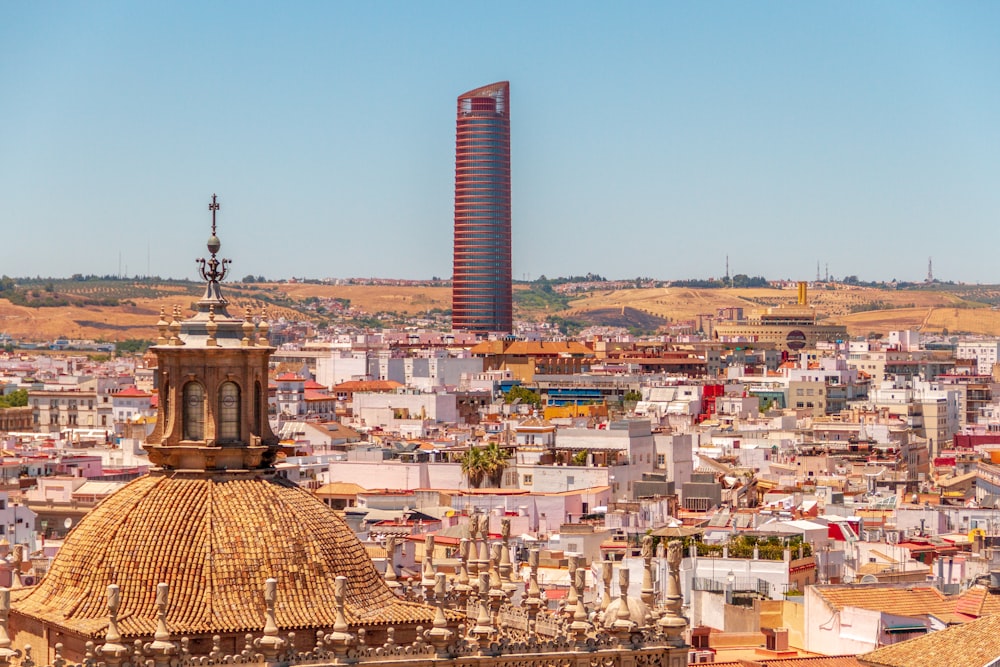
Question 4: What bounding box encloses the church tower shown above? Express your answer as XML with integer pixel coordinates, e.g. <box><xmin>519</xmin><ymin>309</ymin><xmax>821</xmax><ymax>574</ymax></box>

<box><xmin>144</xmin><ymin>195</ymin><xmax>279</xmax><ymax>471</ymax></box>
<box><xmin>10</xmin><ymin>196</ymin><xmax>440</xmax><ymax>662</ymax></box>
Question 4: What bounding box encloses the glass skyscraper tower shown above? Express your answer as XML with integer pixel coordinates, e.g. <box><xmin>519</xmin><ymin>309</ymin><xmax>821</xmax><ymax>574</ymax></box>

<box><xmin>452</xmin><ymin>81</ymin><xmax>512</xmax><ymax>334</ymax></box>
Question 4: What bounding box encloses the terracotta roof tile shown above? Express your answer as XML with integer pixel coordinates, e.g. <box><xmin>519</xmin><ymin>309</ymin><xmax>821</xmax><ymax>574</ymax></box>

<box><xmin>860</xmin><ymin>613</ymin><xmax>1000</xmax><ymax>667</ymax></box>
<box><xmin>815</xmin><ymin>585</ymin><xmax>953</xmax><ymax>619</ymax></box>
<box><xmin>13</xmin><ymin>472</ymin><xmax>438</xmax><ymax>638</ymax></box>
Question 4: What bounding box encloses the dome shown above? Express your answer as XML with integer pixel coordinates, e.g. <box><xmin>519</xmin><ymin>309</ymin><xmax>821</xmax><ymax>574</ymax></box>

<box><xmin>602</xmin><ymin>596</ymin><xmax>651</xmax><ymax>629</ymax></box>
<box><xmin>13</xmin><ymin>470</ymin><xmax>436</xmax><ymax>639</ymax></box>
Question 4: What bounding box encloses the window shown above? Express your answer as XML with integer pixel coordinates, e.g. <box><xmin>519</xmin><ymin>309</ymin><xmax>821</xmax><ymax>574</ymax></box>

<box><xmin>523</xmin><ymin>474</ymin><xmax>533</xmax><ymax>486</ymax></box>
<box><xmin>218</xmin><ymin>382</ymin><xmax>241</xmax><ymax>441</ymax></box>
<box><xmin>183</xmin><ymin>382</ymin><xmax>205</xmax><ymax>441</ymax></box>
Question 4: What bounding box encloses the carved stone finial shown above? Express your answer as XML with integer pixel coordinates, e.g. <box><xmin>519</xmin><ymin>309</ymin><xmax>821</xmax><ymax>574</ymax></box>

<box><xmin>255</xmin><ymin>578</ymin><xmax>286</xmax><ymax>660</ymax></box>
<box><xmin>470</xmin><ymin>572</ymin><xmax>495</xmax><ymax>655</ymax></box>
<box><xmin>156</xmin><ymin>307</ymin><xmax>169</xmax><ymax>345</ymax></box>
<box><xmin>205</xmin><ymin>304</ymin><xmax>218</xmax><ymax>347</ymax></box>
<box><xmin>421</xmin><ymin>534</ymin><xmax>436</xmax><ymax>594</ymax></box>
<box><xmin>257</xmin><ymin>308</ymin><xmax>270</xmax><ymax>345</ymax></box>
<box><xmin>601</xmin><ymin>560</ymin><xmax>614</xmax><ymax>612</ymax></box>
<box><xmin>242</xmin><ymin>307</ymin><xmax>255</xmax><ymax>347</ymax></box>
<box><xmin>144</xmin><ymin>582</ymin><xmax>177</xmax><ymax>666</ymax></box>
<box><xmin>658</xmin><ymin>540</ymin><xmax>688</xmax><ymax>646</ymax></box>
<box><xmin>384</xmin><ymin>534</ymin><xmax>399</xmax><ymax>589</ymax></box>
<box><xmin>169</xmin><ymin>306</ymin><xmax>183</xmax><ymax>345</ymax></box>
<box><xmin>96</xmin><ymin>584</ymin><xmax>128</xmax><ymax>666</ymax></box>
<box><xmin>325</xmin><ymin>575</ymin><xmax>355</xmax><ymax>661</ymax></box>
<box><xmin>424</xmin><ymin>573</ymin><xmax>453</xmax><ymax>657</ymax></box>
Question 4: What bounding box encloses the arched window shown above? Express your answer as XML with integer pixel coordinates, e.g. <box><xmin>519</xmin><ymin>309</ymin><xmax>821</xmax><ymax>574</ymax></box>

<box><xmin>183</xmin><ymin>382</ymin><xmax>205</xmax><ymax>441</ymax></box>
<box><xmin>254</xmin><ymin>381</ymin><xmax>263</xmax><ymax>436</ymax></box>
<box><xmin>218</xmin><ymin>381</ymin><xmax>240</xmax><ymax>441</ymax></box>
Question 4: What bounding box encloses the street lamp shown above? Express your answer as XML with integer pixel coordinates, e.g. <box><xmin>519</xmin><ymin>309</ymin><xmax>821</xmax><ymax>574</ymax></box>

<box><xmin>726</xmin><ymin>570</ymin><xmax>735</xmax><ymax>604</ymax></box>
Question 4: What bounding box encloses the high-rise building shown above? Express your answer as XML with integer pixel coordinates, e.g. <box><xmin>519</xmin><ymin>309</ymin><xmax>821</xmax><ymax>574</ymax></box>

<box><xmin>452</xmin><ymin>81</ymin><xmax>512</xmax><ymax>334</ymax></box>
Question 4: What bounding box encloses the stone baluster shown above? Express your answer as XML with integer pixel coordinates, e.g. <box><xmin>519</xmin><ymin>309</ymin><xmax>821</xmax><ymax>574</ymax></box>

<box><xmin>95</xmin><ymin>585</ymin><xmax>128</xmax><ymax>667</ymax></box>
<box><xmin>325</xmin><ymin>576</ymin><xmax>355</xmax><ymax>663</ymax></box>
<box><xmin>423</xmin><ymin>573</ymin><xmax>454</xmax><ymax>657</ymax></box>
<box><xmin>19</xmin><ymin>645</ymin><xmax>33</xmax><ymax>667</ymax></box>
<box><xmin>0</xmin><ymin>589</ymin><xmax>20</xmax><ymax>666</ymax></box>
<box><xmin>254</xmin><ymin>578</ymin><xmax>286</xmax><ymax>660</ymax></box>
<box><xmin>144</xmin><ymin>583</ymin><xmax>177</xmax><ymax>667</ymax></box>
<box><xmin>657</xmin><ymin>540</ymin><xmax>687</xmax><ymax>646</ymax></box>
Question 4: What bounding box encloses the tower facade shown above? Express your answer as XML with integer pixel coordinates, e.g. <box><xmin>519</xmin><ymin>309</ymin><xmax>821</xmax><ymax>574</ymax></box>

<box><xmin>452</xmin><ymin>81</ymin><xmax>512</xmax><ymax>334</ymax></box>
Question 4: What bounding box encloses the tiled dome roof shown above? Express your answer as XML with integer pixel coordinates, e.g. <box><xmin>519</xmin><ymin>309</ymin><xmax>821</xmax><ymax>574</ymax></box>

<box><xmin>14</xmin><ymin>471</ymin><xmax>436</xmax><ymax>638</ymax></box>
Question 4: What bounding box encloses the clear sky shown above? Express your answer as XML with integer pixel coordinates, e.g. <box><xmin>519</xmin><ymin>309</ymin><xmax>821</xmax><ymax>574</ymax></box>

<box><xmin>2</xmin><ymin>2</ymin><xmax>998</xmax><ymax>283</ymax></box>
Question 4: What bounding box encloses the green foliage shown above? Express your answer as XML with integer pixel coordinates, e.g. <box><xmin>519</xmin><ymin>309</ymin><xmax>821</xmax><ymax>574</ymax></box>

<box><xmin>504</xmin><ymin>385</ymin><xmax>541</xmax><ymax>407</ymax></box>
<box><xmin>571</xmin><ymin>449</ymin><xmax>589</xmax><ymax>466</ymax></box>
<box><xmin>115</xmin><ymin>339</ymin><xmax>152</xmax><ymax>355</ymax></box>
<box><xmin>460</xmin><ymin>442</ymin><xmax>509</xmax><ymax>488</ymax></box>
<box><xmin>0</xmin><ymin>389</ymin><xmax>28</xmax><ymax>409</ymax></box>
<box><xmin>623</xmin><ymin>389</ymin><xmax>642</xmax><ymax>402</ymax></box>
<box><xmin>546</xmin><ymin>315</ymin><xmax>586</xmax><ymax>336</ymax></box>
<box><xmin>690</xmin><ymin>534</ymin><xmax>811</xmax><ymax>560</ymax></box>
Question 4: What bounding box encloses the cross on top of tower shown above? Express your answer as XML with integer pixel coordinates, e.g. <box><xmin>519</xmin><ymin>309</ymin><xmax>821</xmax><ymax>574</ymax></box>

<box><xmin>208</xmin><ymin>193</ymin><xmax>220</xmax><ymax>236</ymax></box>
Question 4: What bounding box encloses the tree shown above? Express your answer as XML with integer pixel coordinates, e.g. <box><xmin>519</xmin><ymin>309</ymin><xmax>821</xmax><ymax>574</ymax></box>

<box><xmin>504</xmin><ymin>385</ymin><xmax>541</xmax><ymax>407</ymax></box>
<box><xmin>460</xmin><ymin>446</ymin><xmax>487</xmax><ymax>488</ymax></box>
<box><xmin>460</xmin><ymin>443</ymin><xmax>509</xmax><ymax>488</ymax></box>
<box><xmin>0</xmin><ymin>389</ymin><xmax>28</xmax><ymax>409</ymax></box>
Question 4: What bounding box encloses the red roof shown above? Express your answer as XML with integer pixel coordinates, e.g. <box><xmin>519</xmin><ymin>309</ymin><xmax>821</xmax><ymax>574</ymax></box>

<box><xmin>115</xmin><ymin>386</ymin><xmax>151</xmax><ymax>398</ymax></box>
<box><xmin>276</xmin><ymin>373</ymin><xmax>304</xmax><ymax>381</ymax></box>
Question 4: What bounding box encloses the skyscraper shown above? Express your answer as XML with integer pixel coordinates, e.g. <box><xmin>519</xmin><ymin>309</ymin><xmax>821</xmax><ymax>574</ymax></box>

<box><xmin>452</xmin><ymin>81</ymin><xmax>512</xmax><ymax>334</ymax></box>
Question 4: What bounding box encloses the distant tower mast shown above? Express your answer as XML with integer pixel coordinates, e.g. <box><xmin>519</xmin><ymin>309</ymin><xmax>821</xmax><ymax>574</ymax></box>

<box><xmin>927</xmin><ymin>257</ymin><xmax>933</xmax><ymax>283</ymax></box>
<box><xmin>725</xmin><ymin>255</ymin><xmax>730</xmax><ymax>283</ymax></box>
<box><xmin>816</xmin><ymin>261</ymin><xmax>821</xmax><ymax>283</ymax></box>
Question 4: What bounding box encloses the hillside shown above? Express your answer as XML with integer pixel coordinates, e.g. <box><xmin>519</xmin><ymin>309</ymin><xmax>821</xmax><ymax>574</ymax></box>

<box><xmin>2</xmin><ymin>279</ymin><xmax>1000</xmax><ymax>343</ymax></box>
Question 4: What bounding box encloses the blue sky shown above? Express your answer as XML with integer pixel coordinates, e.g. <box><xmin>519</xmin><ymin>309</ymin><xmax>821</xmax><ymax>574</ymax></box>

<box><xmin>1</xmin><ymin>2</ymin><xmax>998</xmax><ymax>283</ymax></box>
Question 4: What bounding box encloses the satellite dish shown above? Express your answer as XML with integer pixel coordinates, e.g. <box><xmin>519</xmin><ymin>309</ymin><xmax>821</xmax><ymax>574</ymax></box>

<box><xmin>64</xmin><ymin>518</ymin><xmax>73</xmax><ymax>529</ymax></box>
<box><xmin>860</xmin><ymin>574</ymin><xmax>878</xmax><ymax>584</ymax></box>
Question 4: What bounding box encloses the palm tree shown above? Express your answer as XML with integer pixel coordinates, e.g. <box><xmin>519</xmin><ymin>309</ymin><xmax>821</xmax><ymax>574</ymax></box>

<box><xmin>461</xmin><ymin>443</ymin><xmax>509</xmax><ymax>488</ymax></box>
<box><xmin>482</xmin><ymin>442</ymin><xmax>508</xmax><ymax>488</ymax></box>
<box><xmin>461</xmin><ymin>446</ymin><xmax>487</xmax><ymax>488</ymax></box>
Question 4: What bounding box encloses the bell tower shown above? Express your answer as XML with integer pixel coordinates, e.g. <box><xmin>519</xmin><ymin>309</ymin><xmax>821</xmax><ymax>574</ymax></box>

<box><xmin>145</xmin><ymin>195</ymin><xmax>280</xmax><ymax>471</ymax></box>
